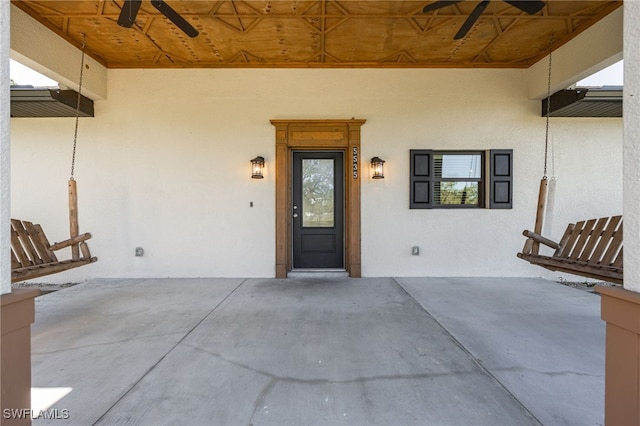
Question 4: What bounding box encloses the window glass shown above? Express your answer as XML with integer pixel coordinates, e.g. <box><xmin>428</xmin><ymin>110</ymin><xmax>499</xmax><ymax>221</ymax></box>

<box><xmin>302</xmin><ymin>159</ymin><xmax>335</xmax><ymax>227</ymax></box>
<box><xmin>435</xmin><ymin>182</ymin><xmax>480</xmax><ymax>206</ymax></box>
<box><xmin>434</xmin><ymin>154</ymin><xmax>482</xmax><ymax>178</ymax></box>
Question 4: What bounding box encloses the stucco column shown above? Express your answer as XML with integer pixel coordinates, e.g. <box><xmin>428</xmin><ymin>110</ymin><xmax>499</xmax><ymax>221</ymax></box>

<box><xmin>623</xmin><ymin>1</ymin><xmax>640</xmax><ymax>294</ymax></box>
<box><xmin>597</xmin><ymin>2</ymin><xmax>640</xmax><ymax>425</ymax></box>
<box><xmin>1</xmin><ymin>0</ymin><xmax>11</xmax><ymax>296</ymax></box>
<box><xmin>1</xmin><ymin>3</ymin><xmax>38</xmax><ymax>425</ymax></box>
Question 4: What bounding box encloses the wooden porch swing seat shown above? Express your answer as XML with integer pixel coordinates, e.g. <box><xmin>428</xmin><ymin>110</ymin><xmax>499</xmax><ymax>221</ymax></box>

<box><xmin>517</xmin><ymin>215</ymin><xmax>623</xmax><ymax>284</ymax></box>
<box><xmin>517</xmin><ymin>43</ymin><xmax>622</xmax><ymax>285</ymax></box>
<box><xmin>10</xmin><ymin>219</ymin><xmax>97</xmax><ymax>283</ymax></box>
<box><xmin>10</xmin><ymin>36</ymin><xmax>98</xmax><ymax>284</ymax></box>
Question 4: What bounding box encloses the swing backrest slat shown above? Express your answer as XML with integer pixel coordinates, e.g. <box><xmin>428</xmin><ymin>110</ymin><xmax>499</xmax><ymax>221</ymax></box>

<box><xmin>11</xmin><ymin>219</ymin><xmax>58</xmax><ymax>268</ymax></box>
<box><xmin>588</xmin><ymin>216</ymin><xmax>622</xmax><ymax>265</ymax></box>
<box><xmin>576</xmin><ymin>217</ymin><xmax>609</xmax><ymax>262</ymax></box>
<box><xmin>567</xmin><ymin>218</ymin><xmax>597</xmax><ymax>261</ymax></box>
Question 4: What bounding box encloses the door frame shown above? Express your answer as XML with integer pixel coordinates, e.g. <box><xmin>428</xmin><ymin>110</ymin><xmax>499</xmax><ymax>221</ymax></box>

<box><xmin>271</xmin><ymin>119</ymin><xmax>366</xmax><ymax>278</ymax></box>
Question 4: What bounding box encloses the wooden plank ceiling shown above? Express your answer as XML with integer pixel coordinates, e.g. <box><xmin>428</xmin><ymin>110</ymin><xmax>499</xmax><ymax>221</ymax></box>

<box><xmin>12</xmin><ymin>0</ymin><xmax>621</xmax><ymax>69</ymax></box>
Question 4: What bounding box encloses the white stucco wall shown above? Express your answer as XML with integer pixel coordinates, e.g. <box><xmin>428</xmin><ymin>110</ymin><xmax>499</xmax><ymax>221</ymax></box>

<box><xmin>359</xmin><ymin>70</ymin><xmax>621</xmax><ymax>277</ymax></box>
<box><xmin>10</xmin><ymin>67</ymin><xmax>622</xmax><ymax>281</ymax></box>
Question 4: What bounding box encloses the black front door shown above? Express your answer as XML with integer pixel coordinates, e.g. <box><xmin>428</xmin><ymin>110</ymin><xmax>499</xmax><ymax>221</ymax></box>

<box><xmin>292</xmin><ymin>151</ymin><xmax>344</xmax><ymax>269</ymax></box>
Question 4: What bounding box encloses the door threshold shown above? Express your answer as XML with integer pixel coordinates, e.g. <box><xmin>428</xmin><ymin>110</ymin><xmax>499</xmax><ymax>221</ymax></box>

<box><xmin>287</xmin><ymin>269</ymin><xmax>349</xmax><ymax>278</ymax></box>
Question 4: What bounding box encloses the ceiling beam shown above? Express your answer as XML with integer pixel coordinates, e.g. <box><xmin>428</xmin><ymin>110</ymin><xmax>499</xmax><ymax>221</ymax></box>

<box><xmin>527</xmin><ymin>7</ymin><xmax>622</xmax><ymax>100</ymax></box>
<box><xmin>10</xmin><ymin>4</ymin><xmax>108</xmax><ymax>100</ymax></box>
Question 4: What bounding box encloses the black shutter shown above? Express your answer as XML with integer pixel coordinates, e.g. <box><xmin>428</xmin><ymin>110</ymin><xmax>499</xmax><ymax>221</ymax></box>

<box><xmin>490</xmin><ymin>149</ymin><xmax>513</xmax><ymax>209</ymax></box>
<box><xmin>410</xmin><ymin>150</ymin><xmax>432</xmax><ymax>209</ymax></box>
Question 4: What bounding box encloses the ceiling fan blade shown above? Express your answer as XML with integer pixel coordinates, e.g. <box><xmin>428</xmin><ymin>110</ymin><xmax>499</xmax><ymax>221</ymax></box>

<box><xmin>117</xmin><ymin>0</ymin><xmax>142</xmax><ymax>28</ymax></box>
<box><xmin>503</xmin><ymin>0</ymin><xmax>545</xmax><ymax>15</ymax></box>
<box><xmin>150</xmin><ymin>0</ymin><xmax>199</xmax><ymax>38</ymax></box>
<box><xmin>422</xmin><ymin>1</ymin><xmax>463</xmax><ymax>14</ymax></box>
<box><xmin>454</xmin><ymin>0</ymin><xmax>490</xmax><ymax>40</ymax></box>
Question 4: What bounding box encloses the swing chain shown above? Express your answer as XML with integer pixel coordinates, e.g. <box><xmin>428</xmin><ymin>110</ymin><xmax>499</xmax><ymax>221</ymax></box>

<box><xmin>70</xmin><ymin>34</ymin><xmax>87</xmax><ymax>180</ymax></box>
<box><xmin>543</xmin><ymin>34</ymin><xmax>554</xmax><ymax>179</ymax></box>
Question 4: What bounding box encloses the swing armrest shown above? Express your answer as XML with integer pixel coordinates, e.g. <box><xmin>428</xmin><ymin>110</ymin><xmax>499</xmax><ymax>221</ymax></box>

<box><xmin>50</xmin><ymin>233</ymin><xmax>93</xmax><ymax>251</ymax></box>
<box><xmin>522</xmin><ymin>230</ymin><xmax>561</xmax><ymax>250</ymax></box>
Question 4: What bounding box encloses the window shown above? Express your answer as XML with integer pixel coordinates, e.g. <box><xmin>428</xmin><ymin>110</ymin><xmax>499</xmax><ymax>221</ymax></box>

<box><xmin>433</xmin><ymin>152</ymin><xmax>483</xmax><ymax>207</ymax></box>
<box><xmin>410</xmin><ymin>149</ymin><xmax>512</xmax><ymax>209</ymax></box>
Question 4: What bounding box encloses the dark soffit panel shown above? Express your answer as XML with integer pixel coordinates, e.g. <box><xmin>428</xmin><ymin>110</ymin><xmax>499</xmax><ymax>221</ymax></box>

<box><xmin>542</xmin><ymin>86</ymin><xmax>622</xmax><ymax>118</ymax></box>
<box><xmin>11</xmin><ymin>87</ymin><xmax>94</xmax><ymax>118</ymax></box>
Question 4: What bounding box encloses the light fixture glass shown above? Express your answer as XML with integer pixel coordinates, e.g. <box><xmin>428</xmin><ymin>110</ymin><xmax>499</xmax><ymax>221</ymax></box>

<box><xmin>251</xmin><ymin>156</ymin><xmax>265</xmax><ymax>179</ymax></box>
<box><xmin>371</xmin><ymin>156</ymin><xmax>385</xmax><ymax>179</ymax></box>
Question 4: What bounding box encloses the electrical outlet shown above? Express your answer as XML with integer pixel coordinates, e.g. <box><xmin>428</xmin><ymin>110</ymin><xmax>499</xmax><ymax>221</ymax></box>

<box><xmin>135</xmin><ymin>247</ymin><xmax>144</xmax><ymax>257</ymax></box>
<box><xmin>412</xmin><ymin>246</ymin><xmax>419</xmax><ymax>255</ymax></box>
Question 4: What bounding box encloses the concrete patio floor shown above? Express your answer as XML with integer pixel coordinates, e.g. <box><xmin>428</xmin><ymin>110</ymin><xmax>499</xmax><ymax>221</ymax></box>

<box><xmin>29</xmin><ymin>277</ymin><xmax>604</xmax><ymax>426</ymax></box>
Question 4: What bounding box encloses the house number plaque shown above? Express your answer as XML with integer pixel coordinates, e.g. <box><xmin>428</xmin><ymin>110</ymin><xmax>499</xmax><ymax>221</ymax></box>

<box><xmin>352</xmin><ymin>147</ymin><xmax>358</xmax><ymax>179</ymax></box>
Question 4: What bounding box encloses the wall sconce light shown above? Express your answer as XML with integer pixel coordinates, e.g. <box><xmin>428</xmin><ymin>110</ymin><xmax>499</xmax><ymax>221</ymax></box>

<box><xmin>251</xmin><ymin>156</ymin><xmax>265</xmax><ymax>179</ymax></box>
<box><xmin>371</xmin><ymin>156</ymin><xmax>385</xmax><ymax>179</ymax></box>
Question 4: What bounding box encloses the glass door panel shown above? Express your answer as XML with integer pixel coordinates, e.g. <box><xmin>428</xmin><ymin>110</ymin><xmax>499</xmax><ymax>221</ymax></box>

<box><xmin>302</xmin><ymin>159</ymin><xmax>335</xmax><ymax>228</ymax></box>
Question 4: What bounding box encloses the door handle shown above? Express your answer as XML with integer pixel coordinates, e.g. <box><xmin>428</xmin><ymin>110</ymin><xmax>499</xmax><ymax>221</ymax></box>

<box><xmin>293</xmin><ymin>205</ymin><xmax>298</xmax><ymax>218</ymax></box>
<box><xmin>293</xmin><ymin>213</ymin><xmax>299</xmax><ymax>218</ymax></box>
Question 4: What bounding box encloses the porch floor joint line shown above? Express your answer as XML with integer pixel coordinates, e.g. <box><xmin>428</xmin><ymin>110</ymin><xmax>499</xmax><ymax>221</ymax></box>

<box><xmin>389</xmin><ymin>277</ymin><xmax>543</xmax><ymax>426</ymax></box>
<box><xmin>90</xmin><ymin>278</ymin><xmax>248</xmax><ymax>426</ymax></box>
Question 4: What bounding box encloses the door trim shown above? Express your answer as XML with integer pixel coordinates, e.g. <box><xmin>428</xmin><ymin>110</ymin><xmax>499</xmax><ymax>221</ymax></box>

<box><xmin>271</xmin><ymin>119</ymin><xmax>366</xmax><ymax>278</ymax></box>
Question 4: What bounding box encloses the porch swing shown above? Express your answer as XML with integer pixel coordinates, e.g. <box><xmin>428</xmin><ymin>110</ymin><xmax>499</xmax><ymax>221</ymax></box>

<box><xmin>516</xmin><ymin>38</ymin><xmax>623</xmax><ymax>285</ymax></box>
<box><xmin>11</xmin><ymin>36</ymin><xmax>97</xmax><ymax>283</ymax></box>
